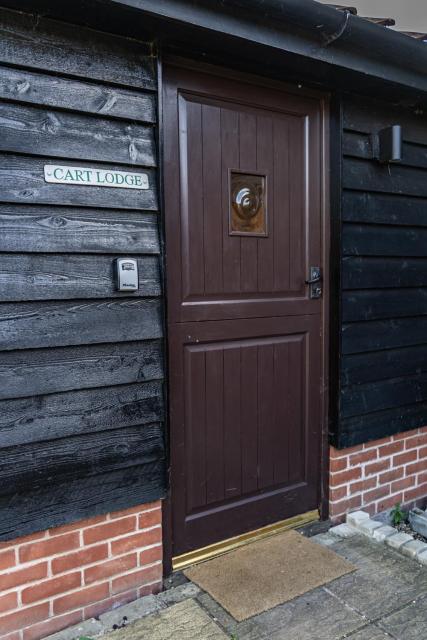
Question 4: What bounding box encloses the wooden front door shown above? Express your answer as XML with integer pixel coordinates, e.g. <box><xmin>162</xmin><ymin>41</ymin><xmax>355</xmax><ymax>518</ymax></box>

<box><xmin>164</xmin><ymin>65</ymin><xmax>327</xmax><ymax>557</ymax></box>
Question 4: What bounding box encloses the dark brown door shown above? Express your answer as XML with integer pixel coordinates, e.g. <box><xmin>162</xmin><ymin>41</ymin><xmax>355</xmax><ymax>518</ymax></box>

<box><xmin>164</xmin><ymin>65</ymin><xmax>327</xmax><ymax>557</ymax></box>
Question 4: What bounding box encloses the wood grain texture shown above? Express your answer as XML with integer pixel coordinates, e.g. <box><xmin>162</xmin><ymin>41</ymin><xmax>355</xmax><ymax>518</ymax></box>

<box><xmin>0</xmin><ymin>8</ymin><xmax>166</xmax><ymax>539</ymax></box>
<box><xmin>0</xmin><ymin>102</ymin><xmax>156</xmax><ymax>166</ymax></box>
<box><xmin>0</xmin><ymin>155</ymin><xmax>157</xmax><ymax>209</ymax></box>
<box><xmin>342</xmin><ymin>317</ymin><xmax>427</xmax><ymax>355</ymax></box>
<box><xmin>0</xmin><ymin>254</ymin><xmax>160</xmax><ymax>301</ymax></box>
<box><xmin>340</xmin><ymin>403</ymin><xmax>427</xmax><ymax>447</ymax></box>
<box><xmin>342</xmin><ymin>191</ymin><xmax>427</xmax><ymax>227</ymax></box>
<box><xmin>0</xmin><ymin>462</ymin><xmax>166</xmax><ymax>540</ymax></box>
<box><xmin>0</xmin><ymin>205</ymin><xmax>159</xmax><ymax>254</ymax></box>
<box><xmin>343</xmin><ymin>130</ymin><xmax>427</xmax><ymax>170</ymax></box>
<box><xmin>0</xmin><ymin>340</ymin><xmax>163</xmax><ymax>399</ymax></box>
<box><xmin>0</xmin><ymin>65</ymin><xmax>156</xmax><ymax>122</ymax></box>
<box><xmin>341</xmin><ymin>372</ymin><xmax>427</xmax><ymax>418</ymax></box>
<box><xmin>342</xmin><ymin>256</ymin><xmax>427</xmax><ymax>289</ymax></box>
<box><xmin>343</xmin><ymin>289</ymin><xmax>427</xmax><ymax>322</ymax></box>
<box><xmin>343</xmin><ymin>223</ymin><xmax>427</xmax><ymax>257</ymax></box>
<box><xmin>0</xmin><ymin>8</ymin><xmax>156</xmax><ymax>89</ymax></box>
<box><xmin>343</xmin><ymin>96</ymin><xmax>427</xmax><ymax>145</ymax></box>
<box><xmin>0</xmin><ymin>423</ymin><xmax>165</xmax><ymax>494</ymax></box>
<box><xmin>0</xmin><ymin>298</ymin><xmax>163</xmax><ymax>351</ymax></box>
<box><xmin>335</xmin><ymin>96</ymin><xmax>427</xmax><ymax>448</ymax></box>
<box><xmin>0</xmin><ymin>380</ymin><xmax>164</xmax><ymax>447</ymax></box>
<box><xmin>343</xmin><ymin>158</ymin><xmax>427</xmax><ymax>198</ymax></box>
<box><xmin>342</xmin><ymin>344</ymin><xmax>427</xmax><ymax>386</ymax></box>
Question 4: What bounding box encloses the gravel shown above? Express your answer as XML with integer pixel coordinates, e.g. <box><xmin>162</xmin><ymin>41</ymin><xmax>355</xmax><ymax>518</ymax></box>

<box><xmin>395</xmin><ymin>521</ymin><xmax>427</xmax><ymax>543</ymax></box>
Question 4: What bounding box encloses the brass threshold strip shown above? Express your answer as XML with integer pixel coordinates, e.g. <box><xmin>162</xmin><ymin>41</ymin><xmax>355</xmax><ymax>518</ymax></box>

<box><xmin>172</xmin><ymin>509</ymin><xmax>319</xmax><ymax>571</ymax></box>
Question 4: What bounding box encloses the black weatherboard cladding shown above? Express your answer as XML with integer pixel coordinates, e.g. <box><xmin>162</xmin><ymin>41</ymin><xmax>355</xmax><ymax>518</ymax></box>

<box><xmin>0</xmin><ymin>8</ymin><xmax>166</xmax><ymax>539</ymax></box>
<box><xmin>335</xmin><ymin>95</ymin><xmax>427</xmax><ymax>448</ymax></box>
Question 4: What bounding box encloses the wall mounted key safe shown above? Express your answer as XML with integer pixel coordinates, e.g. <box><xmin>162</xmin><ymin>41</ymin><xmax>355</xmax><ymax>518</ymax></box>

<box><xmin>114</xmin><ymin>258</ymin><xmax>139</xmax><ymax>291</ymax></box>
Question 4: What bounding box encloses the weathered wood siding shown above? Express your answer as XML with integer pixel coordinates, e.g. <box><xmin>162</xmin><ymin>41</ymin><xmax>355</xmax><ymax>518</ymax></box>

<box><xmin>0</xmin><ymin>8</ymin><xmax>166</xmax><ymax>539</ymax></box>
<box><xmin>335</xmin><ymin>95</ymin><xmax>427</xmax><ymax>447</ymax></box>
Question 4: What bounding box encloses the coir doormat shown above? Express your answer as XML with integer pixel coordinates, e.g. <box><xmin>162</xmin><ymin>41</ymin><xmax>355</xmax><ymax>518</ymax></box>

<box><xmin>184</xmin><ymin>529</ymin><xmax>355</xmax><ymax>621</ymax></box>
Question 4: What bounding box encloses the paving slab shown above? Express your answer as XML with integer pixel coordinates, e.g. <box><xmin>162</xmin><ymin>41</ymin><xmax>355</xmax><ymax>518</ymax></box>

<box><xmin>235</xmin><ymin>584</ymin><xmax>365</xmax><ymax>640</ymax></box>
<box><xmin>47</xmin><ymin>530</ymin><xmax>427</xmax><ymax>640</ymax></box>
<box><xmin>99</xmin><ymin>594</ymin><xmax>159</xmax><ymax>629</ymax></box>
<box><xmin>320</xmin><ymin>536</ymin><xmax>427</xmax><ymax>620</ymax></box>
<box><xmin>347</xmin><ymin>625</ymin><xmax>393</xmax><ymax>639</ymax></box>
<box><xmin>157</xmin><ymin>582</ymin><xmax>201</xmax><ymax>606</ymax></box>
<box><xmin>196</xmin><ymin>591</ymin><xmax>238</xmax><ymax>636</ymax></box>
<box><xmin>379</xmin><ymin>594</ymin><xmax>427</xmax><ymax>640</ymax></box>
<box><xmin>105</xmin><ymin>599</ymin><xmax>228</xmax><ymax>640</ymax></box>
<box><xmin>43</xmin><ymin>619</ymin><xmax>103</xmax><ymax>640</ymax></box>
<box><xmin>312</xmin><ymin>531</ymin><xmax>339</xmax><ymax>546</ymax></box>
<box><xmin>99</xmin><ymin>585</ymin><xmax>201</xmax><ymax>630</ymax></box>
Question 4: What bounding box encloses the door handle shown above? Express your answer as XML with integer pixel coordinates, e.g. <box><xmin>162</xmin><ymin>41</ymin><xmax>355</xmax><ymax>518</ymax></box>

<box><xmin>305</xmin><ymin>267</ymin><xmax>322</xmax><ymax>299</ymax></box>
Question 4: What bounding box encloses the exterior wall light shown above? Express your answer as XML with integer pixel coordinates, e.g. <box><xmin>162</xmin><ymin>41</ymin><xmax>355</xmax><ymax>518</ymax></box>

<box><xmin>377</xmin><ymin>125</ymin><xmax>402</xmax><ymax>163</ymax></box>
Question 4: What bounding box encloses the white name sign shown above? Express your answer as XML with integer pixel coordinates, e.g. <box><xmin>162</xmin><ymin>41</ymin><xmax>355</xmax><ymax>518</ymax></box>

<box><xmin>44</xmin><ymin>165</ymin><xmax>149</xmax><ymax>190</ymax></box>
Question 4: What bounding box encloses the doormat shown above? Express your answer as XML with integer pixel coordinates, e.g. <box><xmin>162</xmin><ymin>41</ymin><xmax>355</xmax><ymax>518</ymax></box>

<box><xmin>184</xmin><ymin>529</ymin><xmax>355</xmax><ymax>621</ymax></box>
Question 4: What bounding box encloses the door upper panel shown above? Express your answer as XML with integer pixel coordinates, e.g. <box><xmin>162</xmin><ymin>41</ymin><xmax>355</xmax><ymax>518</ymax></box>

<box><xmin>164</xmin><ymin>67</ymin><xmax>324</xmax><ymax>323</ymax></box>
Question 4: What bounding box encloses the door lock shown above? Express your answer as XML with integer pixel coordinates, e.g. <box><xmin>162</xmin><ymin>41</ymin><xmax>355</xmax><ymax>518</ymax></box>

<box><xmin>305</xmin><ymin>267</ymin><xmax>322</xmax><ymax>299</ymax></box>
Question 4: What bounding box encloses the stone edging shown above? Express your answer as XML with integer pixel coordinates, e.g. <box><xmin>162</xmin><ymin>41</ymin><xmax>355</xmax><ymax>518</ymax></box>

<box><xmin>330</xmin><ymin>510</ymin><xmax>427</xmax><ymax>565</ymax></box>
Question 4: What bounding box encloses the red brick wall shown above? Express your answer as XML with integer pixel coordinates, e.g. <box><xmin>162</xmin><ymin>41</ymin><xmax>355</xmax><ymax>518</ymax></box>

<box><xmin>0</xmin><ymin>501</ymin><xmax>162</xmax><ymax>640</ymax></box>
<box><xmin>330</xmin><ymin>427</ymin><xmax>427</xmax><ymax>522</ymax></box>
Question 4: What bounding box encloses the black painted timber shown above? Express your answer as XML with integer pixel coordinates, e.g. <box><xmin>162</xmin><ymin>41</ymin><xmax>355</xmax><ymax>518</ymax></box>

<box><xmin>333</xmin><ymin>93</ymin><xmax>427</xmax><ymax>448</ymax></box>
<box><xmin>0</xmin><ymin>8</ymin><xmax>165</xmax><ymax>540</ymax></box>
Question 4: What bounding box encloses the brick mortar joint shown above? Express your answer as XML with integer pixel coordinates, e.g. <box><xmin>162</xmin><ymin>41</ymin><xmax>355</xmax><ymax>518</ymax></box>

<box><xmin>0</xmin><ymin>543</ymin><xmax>162</xmax><ymax>602</ymax></box>
<box><xmin>0</xmin><ymin>565</ymin><xmax>163</xmax><ymax>629</ymax></box>
<box><xmin>3</xmin><ymin>524</ymin><xmax>162</xmax><ymax>573</ymax></box>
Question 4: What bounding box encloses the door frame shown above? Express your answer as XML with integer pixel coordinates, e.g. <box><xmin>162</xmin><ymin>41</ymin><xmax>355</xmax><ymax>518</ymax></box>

<box><xmin>160</xmin><ymin>55</ymin><xmax>331</xmax><ymax>575</ymax></box>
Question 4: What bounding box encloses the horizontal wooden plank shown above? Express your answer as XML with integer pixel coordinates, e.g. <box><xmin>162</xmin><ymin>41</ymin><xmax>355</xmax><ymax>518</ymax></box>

<box><xmin>0</xmin><ymin>423</ymin><xmax>164</xmax><ymax>495</ymax></box>
<box><xmin>337</xmin><ymin>96</ymin><xmax>427</xmax><ymax>448</ymax></box>
<box><xmin>343</xmin><ymin>158</ymin><xmax>427</xmax><ymax>198</ymax></box>
<box><xmin>341</xmin><ymin>372</ymin><xmax>427</xmax><ymax>418</ymax></box>
<box><xmin>343</xmin><ymin>96</ymin><xmax>427</xmax><ymax>145</ymax></box>
<box><xmin>343</xmin><ymin>316</ymin><xmax>427</xmax><ymax>354</ymax></box>
<box><xmin>0</xmin><ymin>462</ymin><xmax>166</xmax><ymax>540</ymax></box>
<box><xmin>342</xmin><ymin>256</ymin><xmax>427</xmax><ymax>289</ymax></box>
<box><xmin>342</xmin><ymin>344</ymin><xmax>427</xmax><ymax>385</ymax></box>
<box><xmin>0</xmin><ymin>102</ymin><xmax>155</xmax><ymax>166</ymax></box>
<box><xmin>337</xmin><ymin>403</ymin><xmax>427</xmax><ymax>448</ymax></box>
<box><xmin>342</xmin><ymin>316</ymin><xmax>427</xmax><ymax>354</ymax></box>
<box><xmin>0</xmin><ymin>380</ymin><xmax>163</xmax><ymax>448</ymax></box>
<box><xmin>0</xmin><ymin>254</ymin><xmax>160</xmax><ymax>301</ymax></box>
<box><xmin>0</xmin><ymin>156</ymin><xmax>157</xmax><ymax>209</ymax></box>
<box><xmin>342</xmin><ymin>131</ymin><xmax>372</xmax><ymax>159</ymax></box>
<box><xmin>343</xmin><ymin>131</ymin><xmax>427</xmax><ymax>171</ymax></box>
<box><xmin>0</xmin><ymin>205</ymin><xmax>159</xmax><ymax>254</ymax></box>
<box><xmin>0</xmin><ymin>298</ymin><xmax>162</xmax><ymax>351</ymax></box>
<box><xmin>343</xmin><ymin>288</ymin><xmax>427</xmax><ymax>322</ymax></box>
<box><xmin>0</xmin><ymin>65</ymin><xmax>156</xmax><ymax>123</ymax></box>
<box><xmin>0</xmin><ymin>8</ymin><xmax>156</xmax><ymax>89</ymax></box>
<box><xmin>343</xmin><ymin>223</ymin><xmax>427</xmax><ymax>257</ymax></box>
<box><xmin>0</xmin><ymin>340</ymin><xmax>163</xmax><ymax>399</ymax></box>
<box><xmin>342</xmin><ymin>191</ymin><xmax>427</xmax><ymax>227</ymax></box>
